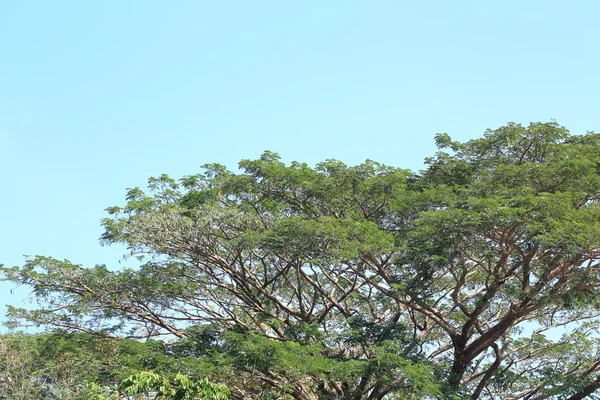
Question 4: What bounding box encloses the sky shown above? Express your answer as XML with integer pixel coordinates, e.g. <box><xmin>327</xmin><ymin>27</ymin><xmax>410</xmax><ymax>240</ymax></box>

<box><xmin>1</xmin><ymin>1</ymin><xmax>600</xmax><ymax>331</ymax></box>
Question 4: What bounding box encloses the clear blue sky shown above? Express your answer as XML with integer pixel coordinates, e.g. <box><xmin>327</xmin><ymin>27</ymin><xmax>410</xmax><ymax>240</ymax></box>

<box><xmin>2</xmin><ymin>1</ymin><xmax>600</xmax><ymax>330</ymax></box>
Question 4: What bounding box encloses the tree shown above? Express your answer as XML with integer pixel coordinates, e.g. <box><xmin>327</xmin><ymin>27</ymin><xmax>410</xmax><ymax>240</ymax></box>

<box><xmin>4</xmin><ymin>121</ymin><xmax>600</xmax><ymax>399</ymax></box>
<box><xmin>0</xmin><ymin>330</ymin><xmax>229</xmax><ymax>399</ymax></box>
<box><xmin>0</xmin><ymin>333</ymin><xmax>45</xmax><ymax>400</ymax></box>
<box><xmin>121</xmin><ymin>371</ymin><xmax>229</xmax><ymax>400</ymax></box>
<box><xmin>0</xmin><ymin>331</ymin><xmax>123</xmax><ymax>399</ymax></box>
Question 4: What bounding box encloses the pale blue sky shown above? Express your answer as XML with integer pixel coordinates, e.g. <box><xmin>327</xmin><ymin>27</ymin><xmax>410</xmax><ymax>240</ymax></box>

<box><xmin>2</xmin><ymin>1</ymin><xmax>600</xmax><ymax>329</ymax></box>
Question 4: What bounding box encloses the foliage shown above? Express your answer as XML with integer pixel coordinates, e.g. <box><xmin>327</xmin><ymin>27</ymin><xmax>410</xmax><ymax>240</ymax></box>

<box><xmin>4</xmin><ymin>122</ymin><xmax>600</xmax><ymax>399</ymax></box>
<box><xmin>0</xmin><ymin>331</ymin><xmax>121</xmax><ymax>399</ymax></box>
<box><xmin>0</xmin><ymin>331</ymin><xmax>228</xmax><ymax>400</ymax></box>
<box><xmin>121</xmin><ymin>371</ymin><xmax>229</xmax><ymax>400</ymax></box>
<box><xmin>0</xmin><ymin>333</ymin><xmax>44</xmax><ymax>400</ymax></box>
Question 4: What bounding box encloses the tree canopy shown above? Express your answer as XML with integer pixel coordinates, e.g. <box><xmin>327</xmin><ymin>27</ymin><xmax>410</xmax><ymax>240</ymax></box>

<box><xmin>4</xmin><ymin>122</ymin><xmax>600</xmax><ymax>399</ymax></box>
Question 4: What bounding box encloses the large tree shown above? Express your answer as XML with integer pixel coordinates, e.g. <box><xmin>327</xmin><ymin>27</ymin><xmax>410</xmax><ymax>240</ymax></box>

<box><xmin>4</xmin><ymin>122</ymin><xmax>600</xmax><ymax>399</ymax></box>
